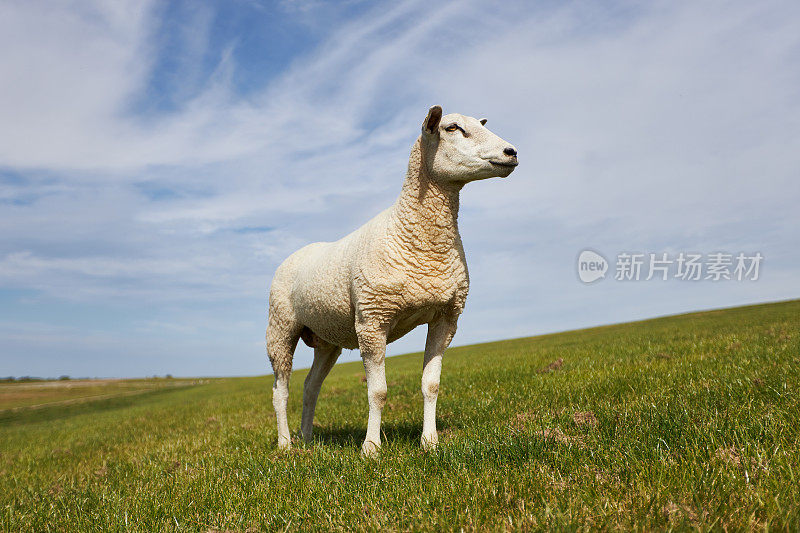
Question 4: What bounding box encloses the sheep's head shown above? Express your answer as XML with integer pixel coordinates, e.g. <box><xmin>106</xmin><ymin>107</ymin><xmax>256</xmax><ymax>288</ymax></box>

<box><xmin>419</xmin><ymin>105</ymin><xmax>518</xmax><ymax>184</ymax></box>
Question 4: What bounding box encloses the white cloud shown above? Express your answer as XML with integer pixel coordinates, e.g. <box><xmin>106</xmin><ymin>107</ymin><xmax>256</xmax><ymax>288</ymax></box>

<box><xmin>0</xmin><ymin>1</ymin><xmax>156</xmax><ymax>168</ymax></box>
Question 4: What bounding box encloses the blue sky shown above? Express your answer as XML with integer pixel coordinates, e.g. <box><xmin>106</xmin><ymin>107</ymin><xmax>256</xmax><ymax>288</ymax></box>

<box><xmin>1</xmin><ymin>0</ymin><xmax>799</xmax><ymax>378</ymax></box>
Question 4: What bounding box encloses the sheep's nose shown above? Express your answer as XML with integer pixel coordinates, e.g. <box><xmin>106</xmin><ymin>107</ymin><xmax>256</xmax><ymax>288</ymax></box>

<box><xmin>503</xmin><ymin>146</ymin><xmax>517</xmax><ymax>157</ymax></box>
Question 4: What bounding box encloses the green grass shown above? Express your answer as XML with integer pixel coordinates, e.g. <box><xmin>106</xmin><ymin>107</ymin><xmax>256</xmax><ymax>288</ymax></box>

<box><xmin>2</xmin><ymin>300</ymin><xmax>799</xmax><ymax>531</ymax></box>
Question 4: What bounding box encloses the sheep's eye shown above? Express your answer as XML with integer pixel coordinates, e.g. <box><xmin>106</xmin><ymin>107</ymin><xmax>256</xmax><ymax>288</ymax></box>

<box><xmin>444</xmin><ymin>124</ymin><xmax>459</xmax><ymax>133</ymax></box>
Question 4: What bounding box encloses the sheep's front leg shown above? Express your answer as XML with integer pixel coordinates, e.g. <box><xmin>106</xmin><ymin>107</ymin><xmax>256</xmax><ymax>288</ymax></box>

<box><xmin>357</xmin><ymin>327</ymin><xmax>388</xmax><ymax>457</ymax></box>
<box><xmin>421</xmin><ymin>316</ymin><xmax>457</xmax><ymax>450</ymax></box>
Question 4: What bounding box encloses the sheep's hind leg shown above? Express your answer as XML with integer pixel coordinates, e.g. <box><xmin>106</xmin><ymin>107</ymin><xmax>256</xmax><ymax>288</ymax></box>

<box><xmin>357</xmin><ymin>325</ymin><xmax>388</xmax><ymax>457</ymax></box>
<box><xmin>421</xmin><ymin>316</ymin><xmax>458</xmax><ymax>451</ymax></box>
<box><xmin>301</xmin><ymin>338</ymin><xmax>342</xmax><ymax>442</ymax></box>
<box><xmin>267</xmin><ymin>321</ymin><xmax>301</xmax><ymax>450</ymax></box>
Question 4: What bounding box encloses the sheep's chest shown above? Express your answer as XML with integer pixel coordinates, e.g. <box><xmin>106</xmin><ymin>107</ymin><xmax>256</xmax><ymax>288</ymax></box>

<box><xmin>384</xmin><ymin>255</ymin><xmax>468</xmax><ymax>341</ymax></box>
<box><xmin>356</xmin><ymin>240</ymin><xmax>468</xmax><ymax>344</ymax></box>
<box><xmin>403</xmin><ymin>267</ymin><xmax>464</xmax><ymax>307</ymax></box>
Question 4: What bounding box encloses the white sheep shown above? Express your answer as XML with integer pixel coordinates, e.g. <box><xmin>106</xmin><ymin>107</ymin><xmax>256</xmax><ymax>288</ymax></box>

<box><xmin>266</xmin><ymin>105</ymin><xmax>518</xmax><ymax>455</ymax></box>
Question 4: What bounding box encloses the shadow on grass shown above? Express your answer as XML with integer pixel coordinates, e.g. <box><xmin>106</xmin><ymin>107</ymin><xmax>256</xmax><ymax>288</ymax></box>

<box><xmin>300</xmin><ymin>422</ymin><xmax>561</xmax><ymax>471</ymax></box>
<box><xmin>314</xmin><ymin>421</ymin><xmax>421</xmax><ymax>447</ymax></box>
<box><xmin>310</xmin><ymin>418</ymin><xmax>466</xmax><ymax>450</ymax></box>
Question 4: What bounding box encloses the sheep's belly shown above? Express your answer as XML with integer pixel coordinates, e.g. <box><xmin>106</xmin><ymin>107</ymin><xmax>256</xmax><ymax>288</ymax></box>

<box><xmin>297</xmin><ymin>304</ymin><xmax>360</xmax><ymax>350</ymax></box>
<box><xmin>387</xmin><ymin>306</ymin><xmax>440</xmax><ymax>344</ymax></box>
<box><xmin>304</xmin><ymin>306</ymin><xmax>438</xmax><ymax>350</ymax></box>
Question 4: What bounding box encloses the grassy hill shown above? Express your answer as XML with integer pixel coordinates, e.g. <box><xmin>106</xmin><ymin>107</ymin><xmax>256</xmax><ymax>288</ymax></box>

<box><xmin>2</xmin><ymin>300</ymin><xmax>799</xmax><ymax>531</ymax></box>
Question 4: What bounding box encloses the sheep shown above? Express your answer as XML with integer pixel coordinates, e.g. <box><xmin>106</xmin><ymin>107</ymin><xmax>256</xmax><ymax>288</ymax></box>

<box><xmin>266</xmin><ymin>105</ymin><xmax>518</xmax><ymax>455</ymax></box>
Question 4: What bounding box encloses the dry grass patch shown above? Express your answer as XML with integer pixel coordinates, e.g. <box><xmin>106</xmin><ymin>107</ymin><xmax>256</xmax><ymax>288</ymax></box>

<box><xmin>573</xmin><ymin>411</ymin><xmax>598</xmax><ymax>428</ymax></box>
<box><xmin>536</xmin><ymin>358</ymin><xmax>564</xmax><ymax>374</ymax></box>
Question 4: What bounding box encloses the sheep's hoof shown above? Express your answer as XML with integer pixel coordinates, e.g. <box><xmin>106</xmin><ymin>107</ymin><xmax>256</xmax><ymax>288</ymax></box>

<box><xmin>277</xmin><ymin>435</ymin><xmax>292</xmax><ymax>450</ymax></box>
<box><xmin>361</xmin><ymin>440</ymin><xmax>381</xmax><ymax>458</ymax></box>
<box><xmin>421</xmin><ymin>434</ymin><xmax>439</xmax><ymax>451</ymax></box>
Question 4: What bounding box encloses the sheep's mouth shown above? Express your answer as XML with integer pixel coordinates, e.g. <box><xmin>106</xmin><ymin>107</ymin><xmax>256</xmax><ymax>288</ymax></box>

<box><xmin>489</xmin><ymin>160</ymin><xmax>518</xmax><ymax>168</ymax></box>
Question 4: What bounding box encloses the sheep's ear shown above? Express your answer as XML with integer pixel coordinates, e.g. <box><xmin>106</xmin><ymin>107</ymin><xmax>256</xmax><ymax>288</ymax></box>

<box><xmin>479</xmin><ymin>118</ymin><xmax>488</xmax><ymax>126</ymax></box>
<box><xmin>423</xmin><ymin>105</ymin><xmax>442</xmax><ymax>135</ymax></box>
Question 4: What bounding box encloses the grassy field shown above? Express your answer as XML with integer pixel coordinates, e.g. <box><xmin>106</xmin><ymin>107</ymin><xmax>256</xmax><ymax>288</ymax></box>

<box><xmin>0</xmin><ymin>378</ymin><xmax>204</xmax><ymax>412</ymax></box>
<box><xmin>2</xmin><ymin>300</ymin><xmax>799</xmax><ymax>531</ymax></box>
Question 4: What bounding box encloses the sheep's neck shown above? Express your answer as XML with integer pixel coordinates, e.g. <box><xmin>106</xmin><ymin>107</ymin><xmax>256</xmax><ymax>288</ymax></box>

<box><xmin>392</xmin><ymin>140</ymin><xmax>462</xmax><ymax>256</ymax></box>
